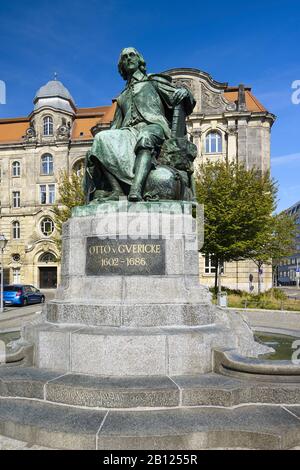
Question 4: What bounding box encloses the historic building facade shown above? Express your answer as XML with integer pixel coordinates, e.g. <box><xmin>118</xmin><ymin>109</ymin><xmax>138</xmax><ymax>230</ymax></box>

<box><xmin>277</xmin><ymin>200</ymin><xmax>300</xmax><ymax>285</ymax></box>
<box><xmin>166</xmin><ymin>69</ymin><xmax>275</xmax><ymax>291</ymax></box>
<box><xmin>0</xmin><ymin>69</ymin><xmax>275</xmax><ymax>290</ymax></box>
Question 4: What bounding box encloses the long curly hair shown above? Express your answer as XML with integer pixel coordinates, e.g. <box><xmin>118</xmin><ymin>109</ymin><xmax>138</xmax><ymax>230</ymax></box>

<box><xmin>118</xmin><ymin>47</ymin><xmax>147</xmax><ymax>80</ymax></box>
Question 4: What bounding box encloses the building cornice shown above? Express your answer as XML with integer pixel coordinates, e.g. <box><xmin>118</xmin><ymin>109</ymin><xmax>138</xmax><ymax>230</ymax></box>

<box><xmin>29</xmin><ymin>106</ymin><xmax>75</xmax><ymax>119</ymax></box>
<box><xmin>164</xmin><ymin>68</ymin><xmax>228</xmax><ymax>90</ymax></box>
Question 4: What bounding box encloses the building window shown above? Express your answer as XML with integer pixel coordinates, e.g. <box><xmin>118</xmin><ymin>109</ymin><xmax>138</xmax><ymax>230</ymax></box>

<box><xmin>12</xmin><ymin>253</ymin><xmax>21</xmax><ymax>262</ymax></box>
<box><xmin>12</xmin><ymin>221</ymin><xmax>20</xmax><ymax>239</ymax></box>
<box><xmin>41</xmin><ymin>154</ymin><xmax>53</xmax><ymax>175</ymax></box>
<box><xmin>12</xmin><ymin>191</ymin><xmax>20</xmax><ymax>208</ymax></box>
<box><xmin>40</xmin><ymin>184</ymin><xmax>55</xmax><ymax>204</ymax></box>
<box><xmin>39</xmin><ymin>252</ymin><xmax>56</xmax><ymax>262</ymax></box>
<box><xmin>12</xmin><ymin>268</ymin><xmax>21</xmax><ymax>284</ymax></box>
<box><xmin>204</xmin><ymin>254</ymin><xmax>224</xmax><ymax>274</ymax></box>
<box><xmin>49</xmin><ymin>184</ymin><xmax>55</xmax><ymax>203</ymax></box>
<box><xmin>40</xmin><ymin>217</ymin><xmax>54</xmax><ymax>236</ymax></box>
<box><xmin>12</xmin><ymin>161</ymin><xmax>21</xmax><ymax>177</ymax></box>
<box><xmin>205</xmin><ymin>131</ymin><xmax>222</xmax><ymax>153</ymax></box>
<box><xmin>73</xmin><ymin>158</ymin><xmax>85</xmax><ymax>176</ymax></box>
<box><xmin>40</xmin><ymin>185</ymin><xmax>47</xmax><ymax>204</ymax></box>
<box><xmin>43</xmin><ymin>116</ymin><xmax>53</xmax><ymax>136</ymax></box>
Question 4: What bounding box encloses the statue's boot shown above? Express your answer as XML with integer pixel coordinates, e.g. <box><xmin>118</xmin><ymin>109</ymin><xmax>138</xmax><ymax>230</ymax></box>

<box><xmin>128</xmin><ymin>150</ymin><xmax>152</xmax><ymax>202</ymax></box>
<box><xmin>101</xmin><ymin>167</ymin><xmax>125</xmax><ymax>201</ymax></box>
<box><xmin>102</xmin><ymin>190</ymin><xmax>124</xmax><ymax>201</ymax></box>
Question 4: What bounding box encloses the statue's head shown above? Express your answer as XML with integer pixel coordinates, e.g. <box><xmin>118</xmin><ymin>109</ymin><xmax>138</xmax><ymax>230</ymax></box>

<box><xmin>118</xmin><ymin>47</ymin><xmax>146</xmax><ymax>80</ymax></box>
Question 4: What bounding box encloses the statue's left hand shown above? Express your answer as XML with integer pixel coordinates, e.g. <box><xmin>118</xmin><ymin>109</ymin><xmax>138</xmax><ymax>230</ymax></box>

<box><xmin>173</xmin><ymin>87</ymin><xmax>190</xmax><ymax>105</ymax></box>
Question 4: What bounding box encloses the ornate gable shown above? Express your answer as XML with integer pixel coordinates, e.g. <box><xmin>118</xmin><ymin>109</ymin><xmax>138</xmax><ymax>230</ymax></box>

<box><xmin>164</xmin><ymin>68</ymin><xmax>236</xmax><ymax>114</ymax></box>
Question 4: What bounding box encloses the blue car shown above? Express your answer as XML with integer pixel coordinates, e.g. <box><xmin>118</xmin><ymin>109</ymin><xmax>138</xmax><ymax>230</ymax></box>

<box><xmin>3</xmin><ymin>284</ymin><xmax>45</xmax><ymax>307</ymax></box>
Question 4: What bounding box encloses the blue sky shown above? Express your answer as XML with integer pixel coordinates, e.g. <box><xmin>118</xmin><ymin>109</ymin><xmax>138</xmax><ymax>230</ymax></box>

<box><xmin>0</xmin><ymin>0</ymin><xmax>299</xmax><ymax>211</ymax></box>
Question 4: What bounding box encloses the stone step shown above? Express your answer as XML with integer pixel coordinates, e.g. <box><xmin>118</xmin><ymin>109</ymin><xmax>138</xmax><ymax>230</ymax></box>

<box><xmin>1</xmin><ymin>367</ymin><xmax>300</xmax><ymax>409</ymax></box>
<box><xmin>0</xmin><ymin>398</ymin><xmax>299</xmax><ymax>449</ymax></box>
<box><xmin>46</xmin><ymin>301</ymin><xmax>215</xmax><ymax>327</ymax></box>
<box><xmin>28</xmin><ymin>323</ymin><xmax>236</xmax><ymax>376</ymax></box>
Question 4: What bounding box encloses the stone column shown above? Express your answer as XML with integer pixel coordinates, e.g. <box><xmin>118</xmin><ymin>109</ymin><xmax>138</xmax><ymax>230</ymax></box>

<box><xmin>237</xmin><ymin>117</ymin><xmax>249</xmax><ymax>167</ymax></box>
<box><xmin>227</xmin><ymin>120</ymin><xmax>237</xmax><ymax>163</ymax></box>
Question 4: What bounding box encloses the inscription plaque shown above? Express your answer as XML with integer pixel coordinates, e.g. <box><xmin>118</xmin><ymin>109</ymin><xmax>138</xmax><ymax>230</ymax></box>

<box><xmin>86</xmin><ymin>237</ymin><xmax>166</xmax><ymax>276</ymax></box>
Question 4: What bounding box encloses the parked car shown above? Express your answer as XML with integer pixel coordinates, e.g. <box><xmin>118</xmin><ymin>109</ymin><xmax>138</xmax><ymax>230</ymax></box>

<box><xmin>277</xmin><ymin>277</ymin><xmax>296</xmax><ymax>287</ymax></box>
<box><xmin>3</xmin><ymin>284</ymin><xmax>45</xmax><ymax>307</ymax></box>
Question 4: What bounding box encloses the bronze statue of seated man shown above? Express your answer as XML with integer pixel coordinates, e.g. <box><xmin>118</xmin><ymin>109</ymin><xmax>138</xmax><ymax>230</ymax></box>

<box><xmin>85</xmin><ymin>47</ymin><xmax>196</xmax><ymax>203</ymax></box>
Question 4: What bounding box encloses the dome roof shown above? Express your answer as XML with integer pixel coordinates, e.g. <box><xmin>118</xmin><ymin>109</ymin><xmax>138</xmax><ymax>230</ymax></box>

<box><xmin>34</xmin><ymin>80</ymin><xmax>75</xmax><ymax>103</ymax></box>
<box><xmin>33</xmin><ymin>79</ymin><xmax>75</xmax><ymax>113</ymax></box>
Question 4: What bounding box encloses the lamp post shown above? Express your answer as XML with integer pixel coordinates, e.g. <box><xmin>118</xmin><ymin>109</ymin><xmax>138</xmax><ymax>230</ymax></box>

<box><xmin>0</xmin><ymin>234</ymin><xmax>8</xmax><ymax>313</ymax></box>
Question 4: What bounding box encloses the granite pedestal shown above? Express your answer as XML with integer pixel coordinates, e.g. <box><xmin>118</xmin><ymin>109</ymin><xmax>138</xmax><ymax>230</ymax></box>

<box><xmin>24</xmin><ymin>201</ymin><xmax>268</xmax><ymax>376</ymax></box>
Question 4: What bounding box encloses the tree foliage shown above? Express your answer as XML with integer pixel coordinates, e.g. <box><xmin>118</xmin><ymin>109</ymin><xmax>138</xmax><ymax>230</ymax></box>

<box><xmin>53</xmin><ymin>170</ymin><xmax>85</xmax><ymax>254</ymax></box>
<box><xmin>249</xmin><ymin>211</ymin><xmax>296</xmax><ymax>266</ymax></box>
<box><xmin>195</xmin><ymin>161</ymin><xmax>278</xmax><ymax>290</ymax></box>
<box><xmin>249</xmin><ymin>211</ymin><xmax>297</xmax><ymax>290</ymax></box>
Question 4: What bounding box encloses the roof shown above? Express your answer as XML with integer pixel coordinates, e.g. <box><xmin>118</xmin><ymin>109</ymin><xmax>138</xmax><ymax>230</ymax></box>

<box><xmin>34</xmin><ymin>80</ymin><xmax>75</xmax><ymax>104</ymax></box>
<box><xmin>0</xmin><ymin>104</ymin><xmax>116</xmax><ymax>144</ymax></box>
<box><xmin>33</xmin><ymin>80</ymin><xmax>76</xmax><ymax>113</ymax></box>
<box><xmin>0</xmin><ymin>118</ymin><xmax>30</xmax><ymax>143</ymax></box>
<box><xmin>224</xmin><ymin>89</ymin><xmax>266</xmax><ymax>112</ymax></box>
<box><xmin>71</xmin><ymin>103</ymin><xmax>116</xmax><ymax>140</ymax></box>
<box><xmin>286</xmin><ymin>201</ymin><xmax>300</xmax><ymax>215</ymax></box>
<box><xmin>0</xmin><ymin>83</ymin><xmax>268</xmax><ymax>144</ymax></box>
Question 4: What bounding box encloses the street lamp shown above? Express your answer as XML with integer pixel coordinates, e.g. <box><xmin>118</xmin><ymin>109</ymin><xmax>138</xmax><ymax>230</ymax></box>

<box><xmin>0</xmin><ymin>234</ymin><xmax>8</xmax><ymax>313</ymax></box>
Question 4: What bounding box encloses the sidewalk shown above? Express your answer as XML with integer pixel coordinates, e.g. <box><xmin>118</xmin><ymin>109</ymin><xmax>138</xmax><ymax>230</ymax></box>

<box><xmin>0</xmin><ymin>290</ymin><xmax>55</xmax><ymax>331</ymax></box>
<box><xmin>229</xmin><ymin>308</ymin><xmax>300</xmax><ymax>332</ymax></box>
<box><xmin>0</xmin><ymin>305</ymin><xmax>42</xmax><ymax>331</ymax></box>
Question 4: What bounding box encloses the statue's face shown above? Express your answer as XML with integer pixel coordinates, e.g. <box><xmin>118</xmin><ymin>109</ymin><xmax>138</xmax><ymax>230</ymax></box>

<box><xmin>121</xmin><ymin>48</ymin><xmax>140</xmax><ymax>75</ymax></box>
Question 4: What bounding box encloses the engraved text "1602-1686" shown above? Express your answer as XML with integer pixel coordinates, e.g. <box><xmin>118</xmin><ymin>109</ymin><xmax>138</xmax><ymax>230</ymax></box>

<box><xmin>85</xmin><ymin>237</ymin><xmax>166</xmax><ymax>276</ymax></box>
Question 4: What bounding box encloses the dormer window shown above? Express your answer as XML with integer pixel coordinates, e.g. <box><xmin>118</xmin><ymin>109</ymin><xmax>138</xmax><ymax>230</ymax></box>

<box><xmin>205</xmin><ymin>131</ymin><xmax>222</xmax><ymax>153</ymax></box>
<box><xmin>43</xmin><ymin>116</ymin><xmax>53</xmax><ymax>136</ymax></box>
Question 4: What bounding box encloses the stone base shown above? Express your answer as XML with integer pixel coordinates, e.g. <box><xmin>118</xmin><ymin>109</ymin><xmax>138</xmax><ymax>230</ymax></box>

<box><xmin>24</xmin><ymin>312</ymin><xmax>269</xmax><ymax>377</ymax></box>
<box><xmin>22</xmin><ymin>202</ymin><xmax>269</xmax><ymax>376</ymax></box>
<box><xmin>26</xmin><ymin>324</ymin><xmax>237</xmax><ymax>376</ymax></box>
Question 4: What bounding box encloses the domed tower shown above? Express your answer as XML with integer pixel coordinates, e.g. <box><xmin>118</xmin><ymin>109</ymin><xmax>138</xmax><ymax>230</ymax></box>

<box><xmin>29</xmin><ymin>77</ymin><xmax>76</xmax><ymax>142</ymax></box>
<box><xmin>33</xmin><ymin>78</ymin><xmax>76</xmax><ymax>114</ymax></box>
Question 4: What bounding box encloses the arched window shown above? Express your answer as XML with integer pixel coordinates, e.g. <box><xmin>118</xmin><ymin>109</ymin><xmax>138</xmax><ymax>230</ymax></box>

<box><xmin>40</xmin><ymin>217</ymin><xmax>54</xmax><ymax>236</ymax></box>
<box><xmin>38</xmin><ymin>252</ymin><xmax>57</xmax><ymax>263</ymax></box>
<box><xmin>43</xmin><ymin>116</ymin><xmax>53</xmax><ymax>136</ymax></box>
<box><xmin>41</xmin><ymin>154</ymin><xmax>53</xmax><ymax>175</ymax></box>
<box><xmin>12</xmin><ymin>221</ymin><xmax>20</xmax><ymax>239</ymax></box>
<box><xmin>12</xmin><ymin>161</ymin><xmax>21</xmax><ymax>177</ymax></box>
<box><xmin>73</xmin><ymin>158</ymin><xmax>85</xmax><ymax>176</ymax></box>
<box><xmin>205</xmin><ymin>131</ymin><xmax>222</xmax><ymax>153</ymax></box>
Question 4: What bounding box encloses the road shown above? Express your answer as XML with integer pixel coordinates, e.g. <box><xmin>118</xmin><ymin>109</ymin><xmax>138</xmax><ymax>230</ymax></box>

<box><xmin>280</xmin><ymin>286</ymin><xmax>300</xmax><ymax>300</ymax></box>
<box><xmin>0</xmin><ymin>289</ymin><xmax>56</xmax><ymax>331</ymax></box>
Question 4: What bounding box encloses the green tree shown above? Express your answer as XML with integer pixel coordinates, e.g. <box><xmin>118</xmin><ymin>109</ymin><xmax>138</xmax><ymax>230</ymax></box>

<box><xmin>53</xmin><ymin>170</ymin><xmax>85</xmax><ymax>255</ymax></box>
<box><xmin>249</xmin><ymin>211</ymin><xmax>297</xmax><ymax>292</ymax></box>
<box><xmin>195</xmin><ymin>161</ymin><xmax>277</xmax><ymax>295</ymax></box>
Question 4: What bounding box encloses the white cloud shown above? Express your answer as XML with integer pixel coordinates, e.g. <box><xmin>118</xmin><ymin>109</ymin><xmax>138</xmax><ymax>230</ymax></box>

<box><xmin>272</xmin><ymin>153</ymin><xmax>300</xmax><ymax>166</ymax></box>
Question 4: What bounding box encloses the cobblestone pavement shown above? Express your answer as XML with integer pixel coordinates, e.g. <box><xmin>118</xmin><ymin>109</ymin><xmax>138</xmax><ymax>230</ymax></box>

<box><xmin>0</xmin><ymin>434</ymin><xmax>299</xmax><ymax>450</ymax></box>
<box><xmin>0</xmin><ymin>435</ymin><xmax>52</xmax><ymax>450</ymax></box>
